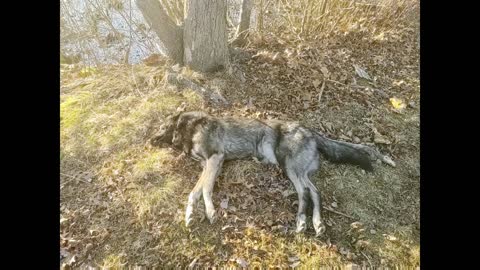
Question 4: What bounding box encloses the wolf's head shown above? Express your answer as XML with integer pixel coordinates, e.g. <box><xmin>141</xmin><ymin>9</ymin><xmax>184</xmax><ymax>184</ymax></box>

<box><xmin>149</xmin><ymin>112</ymin><xmax>181</xmax><ymax>148</ymax></box>
<box><xmin>150</xmin><ymin>110</ymin><xmax>208</xmax><ymax>150</ymax></box>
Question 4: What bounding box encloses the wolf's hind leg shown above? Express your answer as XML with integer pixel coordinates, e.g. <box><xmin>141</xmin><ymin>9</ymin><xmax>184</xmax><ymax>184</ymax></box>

<box><xmin>284</xmin><ymin>162</ymin><xmax>309</xmax><ymax>233</ymax></box>
<box><xmin>299</xmin><ymin>156</ymin><xmax>326</xmax><ymax>236</ymax></box>
<box><xmin>303</xmin><ymin>177</ymin><xmax>326</xmax><ymax>236</ymax></box>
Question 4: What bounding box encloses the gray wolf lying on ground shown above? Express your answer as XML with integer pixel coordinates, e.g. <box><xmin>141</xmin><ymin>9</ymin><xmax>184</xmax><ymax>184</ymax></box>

<box><xmin>150</xmin><ymin>111</ymin><xmax>395</xmax><ymax>236</ymax></box>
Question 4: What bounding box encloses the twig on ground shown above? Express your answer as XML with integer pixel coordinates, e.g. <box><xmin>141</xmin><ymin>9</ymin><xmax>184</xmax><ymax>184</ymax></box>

<box><xmin>318</xmin><ymin>80</ymin><xmax>326</xmax><ymax>104</ymax></box>
<box><xmin>361</xmin><ymin>251</ymin><xmax>373</xmax><ymax>268</ymax></box>
<box><xmin>323</xmin><ymin>206</ymin><xmax>355</xmax><ymax>219</ymax></box>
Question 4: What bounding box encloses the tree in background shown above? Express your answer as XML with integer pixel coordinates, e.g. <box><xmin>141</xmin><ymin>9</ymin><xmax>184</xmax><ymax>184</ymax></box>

<box><xmin>136</xmin><ymin>0</ymin><xmax>252</xmax><ymax>72</ymax></box>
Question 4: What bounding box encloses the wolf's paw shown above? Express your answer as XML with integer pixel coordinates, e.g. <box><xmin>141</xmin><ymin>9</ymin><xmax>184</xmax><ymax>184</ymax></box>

<box><xmin>314</xmin><ymin>220</ymin><xmax>326</xmax><ymax>236</ymax></box>
<box><xmin>295</xmin><ymin>214</ymin><xmax>307</xmax><ymax>233</ymax></box>
<box><xmin>206</xmin><ymin>208</ymin><xmax>217</xmax><ymax>224</ymax></box>
<box><xmin>185</xmin><ymin>216</ymin><xmax>194</xmax><ymax>227</ymax></box>
<box><xmin>185</xmin><ymin>206</ymin><xmax>194</xmax><ymax>227</ymax></box>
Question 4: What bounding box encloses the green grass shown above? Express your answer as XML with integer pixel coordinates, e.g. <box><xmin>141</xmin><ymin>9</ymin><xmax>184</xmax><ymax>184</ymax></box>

<box><xmin>100</xmin><ymin>253</ymin><xmax>127</xmax><ymax>269</ymax></box>
<box><xmin>60</xmin><ymin>65</ymin><xmax>203</xmax><ymax>163</ymax></box>
<box><xmin>128</xmin><ymin>173</ymin><xmax>181</xmax><ymax>225</ymax></box>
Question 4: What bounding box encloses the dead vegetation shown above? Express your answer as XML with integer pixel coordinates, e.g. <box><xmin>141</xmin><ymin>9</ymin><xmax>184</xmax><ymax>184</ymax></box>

<box><xmin>61</xmin><ymin>0</ymin><xmax>419</xmax><ymax>268</ymax></box>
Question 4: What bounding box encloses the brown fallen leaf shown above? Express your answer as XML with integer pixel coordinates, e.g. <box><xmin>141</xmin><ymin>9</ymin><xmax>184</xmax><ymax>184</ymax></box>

<box><xmin>353</xmin><ymin>64</ymin><xmax>372</xmax><ymax>80</ymax></box>
<box><xmin>60</xmin><ymin>217</ymin><xmax>68</xmax><ymax>225</ymax></box>
<box><xmin>346</xmin><ymin>251</ymin><xmax>355</xmax><ymax>260</ymax></box>
<box><xmin>220</xmin><ymin>198</ymin><xmax>229</xmax><ymax>209</ymax></box>
<box><xmin>346</xmin><ymin>263</ymin><xmax>361</xmax><ymax>270</ymax></box>
<box><xmin>288</xmin><ymin>256</ymin><xmax>300</xmax><ymax>262</ymax></box>
<box><xmin>373</xmin><ymin>128</ymin><xmax>391</xmax><ymax>145</ymax></box>
<box><xmin>68</xmin><ymin>255</ymin><xmax>77</xmax><ymax>266</ymax></box>
<box><xmin>272</xmin><ymin>224</ymin><xmax>285</xmax><ymax>231</ymax></box>
<box><xmin>290</xmin><ymin>261</ymin><xmax>301</xmax><ymax>268</ymax></box>
<box><xmin>236</xmin><ymin>258</ymin><xmax>248</xmax><ymax>268</ymax></box>
<box><xmin>85</xmin><ymin>243</ymin><xmax>93</xmax><ymax>252</ymax></box>
<box><xmin>350</xmin><ymin>222</ymin><xmax>363</xmax><ymax>229</ymax></box>
<box><xmin>354</xmin><ymin>240</ymin><xmax>370</xmax><ymax>249</ymax></box>
<box><xmin>282</xmin><ymin>189</ymin><xmax>296</xmax><ymax>198</ymax></box>
<box><xmin>384</xmin><ymin>234</ymin><xmax>398</xmax><ymax>241</ymax></box>
<box><xmin>60</xmin><ymin>248</ymin><xmax>70</xmax><ymax>261</ymax></box>
<box><xmin>222</xmin><ymin>225</ymin><xmax>233</xmax><ymax>230</ymax></box>
<box><xmin>374</xmin><ymin>135</ymin><xmax>391</xmax><ymax>145</ymax></box>
<box><xmin>321</xmin><ymin>66</ymin><xmax>329</xmax><ymax>78</ymax></box>
<box><xmin>188</xmin><ymin>257</ymin><xmax>200</xmax><ymax>269</ymax></box>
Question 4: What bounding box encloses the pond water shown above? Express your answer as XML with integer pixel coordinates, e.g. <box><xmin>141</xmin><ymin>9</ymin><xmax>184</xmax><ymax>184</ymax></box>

<box><xmin>60</xmin><ymin>0</ymin><xmax>246</xmax><ymax>66</ymax></box>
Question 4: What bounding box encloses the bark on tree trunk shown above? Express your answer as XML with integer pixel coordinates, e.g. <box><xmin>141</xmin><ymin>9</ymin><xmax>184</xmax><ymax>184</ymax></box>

<box><xmin>183</xmin><ymin>0</ymin><xmax>229</xmax><ymax>72</ymax></box>
<box><xmin>232</xmin><ymin>0</ymin><xmax>252</xmax><ymax>45</ymax></box>
<box><xmin>136</xmin><ymin>0</ymin><xmax>184</xmax><ymax>64</ymax></box>
<box><xmin>257</xmin><ymin>0</ymin><xmax>264</xmax><ymax>33</ymax></box>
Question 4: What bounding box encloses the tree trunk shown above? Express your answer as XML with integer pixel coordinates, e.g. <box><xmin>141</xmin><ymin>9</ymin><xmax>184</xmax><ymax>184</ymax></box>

<box><xmin>257</xmin><ymin>0</ymin><xmax>264</xmax><ymax>33</ymax></box>
<box><xmin>232</xmin><ymin>0</ymin><xmax>252</xmax><ymax>45</ymax></box>
<box><xmin>183</xmin><ymin>0</ymin><xmax>229</xmax><ymax>72</ymax></box>
<box><xmin>136</xmin><ymin>0</ymin><xmax>184</xmax><ymax>64</ymax></box>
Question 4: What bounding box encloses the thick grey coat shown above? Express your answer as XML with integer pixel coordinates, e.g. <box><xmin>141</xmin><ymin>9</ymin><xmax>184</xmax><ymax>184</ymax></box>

<box><xmin>150</xmin><ymin>111</ymin><xmax>395</xmax><ymax>236</ymax></box>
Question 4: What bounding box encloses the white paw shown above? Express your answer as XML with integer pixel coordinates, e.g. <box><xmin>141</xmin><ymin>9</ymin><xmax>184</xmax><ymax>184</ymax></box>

<box><xmin>314</xmin><ymin>221</ymin><xmax>326</xmax><ymax>236</ymax></box>
<box><xmin>185</xmin><ymin>206</ymin><xmax>194</xmax><ymax>227</ymax></box>
<box><xmin>206</xmin><ymin>208</ymin><xmax>216</xmax><ymax>224</ymax></box>
<box><xmin>295</xmin><ymin>214</ymin><xmax>307</xmax><ymax>233</ymax></box>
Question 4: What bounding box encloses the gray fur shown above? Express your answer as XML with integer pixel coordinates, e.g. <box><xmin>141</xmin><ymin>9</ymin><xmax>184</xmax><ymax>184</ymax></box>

<box><xmin>150</xmin><ymin>111</ymin><xmax>395</xmax><ymax>236</ymax></box>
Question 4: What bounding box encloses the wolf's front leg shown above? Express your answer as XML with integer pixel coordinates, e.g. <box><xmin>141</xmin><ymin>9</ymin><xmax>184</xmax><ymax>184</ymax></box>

<box><xmin>185</xmin><ymin>154</ymin><xmax>216</xmax><ymax>227</ymax></box>
<box><xmin>201</xmin><ymin>153</ymin><xmax>224</xmax><ymax>224</ymax></box>
<box><xmin>185</xmin><ymin>171</ymin><xmax>206</xmax><ymax>227</ymax></box>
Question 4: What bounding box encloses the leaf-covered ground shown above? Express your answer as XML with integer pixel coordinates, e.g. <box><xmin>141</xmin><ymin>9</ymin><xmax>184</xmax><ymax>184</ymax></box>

<box><xmin>60</xmin><ymin>21</ymin><xmax>419</xmax><ymax>269</ymax></box>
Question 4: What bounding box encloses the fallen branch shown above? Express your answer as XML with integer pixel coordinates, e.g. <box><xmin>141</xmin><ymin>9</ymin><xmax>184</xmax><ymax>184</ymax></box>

<box><xmin>318</xmin><ymin>80</ymin><xmax>326</xmax><ymax>103</ymax></box>
<box><xmin>166</xmin><ymin>71</ymin><xmax>230</xmax><ymax>106</ymax></box>
<box><xmin>361</xmin><ymin>251</ymin><xmax>373</xmax><ymax>268</ymax></box>
<box><xmin>324</xmin><ymin>206</ymin><xmax>356</xmax><ymax>219</ymax></box>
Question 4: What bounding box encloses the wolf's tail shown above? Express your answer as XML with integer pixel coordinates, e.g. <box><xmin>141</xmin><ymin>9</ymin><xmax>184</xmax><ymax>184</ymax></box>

<box><xmin>314</xmin><ymin>132</ymin><xmax>396</xmax><ymax>171</ymax></box>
